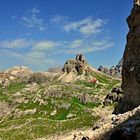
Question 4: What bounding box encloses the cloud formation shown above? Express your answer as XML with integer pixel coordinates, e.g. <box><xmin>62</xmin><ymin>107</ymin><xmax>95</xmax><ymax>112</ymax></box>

<box><xmin>66</xmin><ymin>39</ymin><xmax>113</xmax><ymax>54</ymax></box>
<box><xmin>50</xmin><ymin>15</ymin><xmax>67</xmax><ymax>24</ymax></box>
<box><xmin>68</xmin><ymin>39</ymin><xmax>83</xmax><ymax>48</ymax></box>
<box><xmin>22</xmin><ymin>8</ymin><xmax>46</xmax><ymax>31</ymax></box>
<box><xmin>0</xmin><ymin>38</ymin><xmax>32</xmax><ymax>49</ymax></box>
<box><xmin>64</xmin><ymin>17</ymin><xmax>107</xmax><ymax>36</ymax></box>
<box><xmin>33</xmin><ymin>41</ymin><xmax>58</xmax><ymax>51</ymax></box>
<box><xmin>1</xmin><ymin>14</ymin><xmax>113</xmax><ymax>70</ymax></box>
<box><xmin>0</xmin><ymin>39</ymin><xmax>62</xmax><ymax>69</ymax></box>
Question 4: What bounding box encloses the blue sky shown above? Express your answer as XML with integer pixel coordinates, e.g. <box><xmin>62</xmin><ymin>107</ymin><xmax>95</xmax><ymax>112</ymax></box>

<box><xmin>0</xmin><ymin>0</ymin><xmax>133</xmax><ymax>71</ymax></box>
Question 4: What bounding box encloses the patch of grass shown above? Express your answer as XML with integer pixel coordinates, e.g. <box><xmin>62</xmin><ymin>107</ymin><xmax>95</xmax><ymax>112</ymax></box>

<box><xmin>0</xmin><ymin>114</ymin><xmax>99</xmax><ymax>140</ymax></box>
<box><xmin>84</xmin><ymin>102</ymin><xmax>101</xmax><ymax>108</ymax></box>
<box><xmin>6</xmin><ymin>82</ymin><xmax>26</xmax><ymax>93</ymax></box>
<box><xmin>0</xmin><ymin>70</ymin><xmax>121</xmax><ymax>140</ymax></box>
<box><xmin>18</xmin><ymin>102</ymin><xmax>39</xmax><ymax>110</ymax></box>
<box><xmin>0</xmin><ymin>85</ymin><xmax>9</xmax><ymax>101</ymax></box>
<box><xmin>76</xmin><ymin>80</ymin><xmax>103</xmax><ymax>89</ymax></box>
<box><xmin>72</xmin><ymin>97</ymin><xmax>100</xmax><ymax>108</ymax></box>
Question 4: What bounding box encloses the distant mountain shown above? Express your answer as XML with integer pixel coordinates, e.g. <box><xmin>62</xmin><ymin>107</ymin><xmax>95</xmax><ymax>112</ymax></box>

<box><xmin>98</xmin><ymin>59</ymin><xmax>123</xmax><ymax>78</ymax></box>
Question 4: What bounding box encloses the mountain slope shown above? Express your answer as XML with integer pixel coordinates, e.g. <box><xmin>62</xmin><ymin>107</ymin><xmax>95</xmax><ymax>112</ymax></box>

<box><xmin>0</xmin><ymin>55</ymin><xmax>120</xmax><ymax>140</ymax></box>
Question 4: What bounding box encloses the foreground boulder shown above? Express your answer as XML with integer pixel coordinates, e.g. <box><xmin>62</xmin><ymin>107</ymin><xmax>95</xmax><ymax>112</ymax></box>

<box><xmin>103</xmin><ymin>86</ymin><xmax>123</xmax><ymax>105</ymax></box>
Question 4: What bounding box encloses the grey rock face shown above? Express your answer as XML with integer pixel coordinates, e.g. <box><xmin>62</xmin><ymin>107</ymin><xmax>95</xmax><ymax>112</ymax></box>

<box><xmin>121</xmin><ymin>3</ymin><xmax>140</xmax><ymax>111</ymax></box>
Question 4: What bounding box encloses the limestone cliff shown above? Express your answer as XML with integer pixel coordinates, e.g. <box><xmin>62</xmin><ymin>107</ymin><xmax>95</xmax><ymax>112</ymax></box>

<box><xmin>121</xmin><ymin>0</ymin><xmax>140</xmax><ymax>111</ymax></box>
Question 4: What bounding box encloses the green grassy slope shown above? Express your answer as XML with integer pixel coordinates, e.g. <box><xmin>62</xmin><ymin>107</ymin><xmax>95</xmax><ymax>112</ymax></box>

<box><xmin>0</xmin><ymin>71</ymin><xmax>120</xmax><ymax>140</ymax></box>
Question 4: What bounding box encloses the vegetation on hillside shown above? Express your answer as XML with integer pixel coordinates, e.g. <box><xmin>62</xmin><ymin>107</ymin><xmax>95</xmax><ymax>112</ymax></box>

<box><xmin>0</xmin><ymin>71</ymin><xmax>120</xmax><ymax>140</ymax></box>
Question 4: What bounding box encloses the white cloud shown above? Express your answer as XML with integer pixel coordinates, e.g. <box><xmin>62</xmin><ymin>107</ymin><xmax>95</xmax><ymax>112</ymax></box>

<box><xmin>0</xmin><ymin>39</ymin><xmax>60</xmax><ymax>51</ymax></box>
<box><xmin>69</xmin><ymin>39</ymin><xmax>83</xmax><ymax>48</ymax></box>
<box><xmin>64</xmin><ymin>17</ymin><xmax>107</xmax><ymax>36</ymax></box>
<box><xmin>22</xmin><ymin>8</ymin><xmax>46</xmax><ymax>31</ymax></box>
<box><xmin>67</xmin><ymin>39</ymin><xmax>113</xmax><ymax>54</ymax></box>
<box><xmin>0</xmin><ymin>49</ymin><xmax>23</xmax><ymax>58</ymax></box>
<box><xmin>32</xmin><ymin>41</ymin><xmax>59</xmax><ymax>51</ymax></box>
<box><xmin>23</xmin><ymin>50</ymin><xmax>61</xmax><ymax>66</ymax></box>
<box><xmin>0</xmin><ymin>40</ymin><xmax>61</xmax><ymax>68</ymax></box>
<box><xmin>50</xmin><ymin>15</ymin><xmax>67</xmax><ymax>24</ymax></box>
<box><xmin>0</xmin><ymin>39</ymin><xmax>32</xmax><ymax>49</ymax></box>
<box><xmin>0</xmin><ymin>36</ymin><xmax>113</xmax><ymax>70</ymax></box>
<box><xmin>24</xmin><ymin>51</ymin><xmax>46</xmax><ymax>64</ymax></box>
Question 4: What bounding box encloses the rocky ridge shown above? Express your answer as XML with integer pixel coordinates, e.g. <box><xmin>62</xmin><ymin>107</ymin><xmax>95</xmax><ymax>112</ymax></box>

<box><xmin>98</xmin><ymin>59</ymin><xmax>123</xmax><ymax>78</ymax></box>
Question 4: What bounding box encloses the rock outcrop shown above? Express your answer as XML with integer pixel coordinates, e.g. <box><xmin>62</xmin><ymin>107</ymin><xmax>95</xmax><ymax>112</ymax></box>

<box><xmin>6</xmin><ymin>66</ymin><xmax>32</xmax><ymax>77</ymax></box>
<box><xmin>58</xmin><ymin>54</ymin><xmax>99</xmax><ymax>82</ymax></box>
<box><xmin>0</xmin><ymin>66</ymin><xmax>32</xmax><ymax>86</ymax></box>
<box><xmin>103</xmin><ymin>86</ymin><xmax>123</xmax><ymax>105</ymax></box>
<box><xmin>21</xmin><ymin>73</ymin><xmax>48</xmax><ymax>84</ymax></box>
<box><xmin>72</xmin><ymin>105</ymin><xmax>140</xmax><ymax>140</ymax></box>
<box><xmin>98</xmin><ymin>66</ymin><xmax>110</xmax><ymax>75</ymax></box>
<box><xmin>121</xmin><ymin>0</ymin><xmax>140</xmax><ymax>112</ymax></box>
<box><xmin>98</xmin><ymin>59</ymin><xmax>123</xmax><ymax>78</ymax></box>
<box><xmin>47</xmin><ymin>67</ymin><xmax>62</xmax><ymax>73</ymax></box>
<box><xmin>62</xmin><ymin>54</ymin><xmax>87</xmax><ymax>75</ymax></box>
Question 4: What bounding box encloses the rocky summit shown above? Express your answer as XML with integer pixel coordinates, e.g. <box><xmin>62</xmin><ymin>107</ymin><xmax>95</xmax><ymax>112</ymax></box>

<box><xmin>58</xmin><ymin>54</ymin><xmax>102</xmax><ymax>82</ymax></box>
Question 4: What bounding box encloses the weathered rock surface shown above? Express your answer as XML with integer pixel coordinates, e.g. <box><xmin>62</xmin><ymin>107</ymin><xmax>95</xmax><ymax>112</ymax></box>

<box><xmin>21</xmin><ymin>72</ymin><xmax>48</xmax><ymax>84</ymax></box>
<box><xmin>73</xmin><ymin>105</ymin><xmax>140</xmax><ymax>140</ymax></box>
<box><xmin>58</xmin><ymin>54</ymin><xmax>100</xmax><ymax>82</ymax></box>
<box><xmin>98</xmin><ymin>59</ymin><xmax>123</xmax><ymax>78</ymax></box>
<box><xmin>0</xmin><ymin>66</ymin><xmax>32</xmax><ymax>86</ymax></box>
<box><xmin>103</xmin><ymin>86</ymin><xmax>123</xmax><ymax>105</ymax></box>
<box><xmin>62</xmin><ymin>54</ymin><xmax>87</xmax><ymax>75</ymax></box>
<box><xmin>6</xmin><ymin>66</ymin><xmax>32</xmax><ymax>77</ymax></box>
<box><xmin>121</xmin><ymin>1</ymin><xmax>140</xmax><ymax>112</ymax></box>
<box><xmin>47</xmin><ymin>67</ymin><xmax>62</xmax><ymax>73</ymax></box>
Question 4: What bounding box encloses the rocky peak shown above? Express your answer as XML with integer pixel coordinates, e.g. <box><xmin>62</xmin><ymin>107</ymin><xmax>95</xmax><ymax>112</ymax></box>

<box><xmin>62</xmin><ymin>54</ymin><xmax>87</xmax><ymax>75</ymax></box>
<box><xmin>75</xmin><ymin>54</ymin><xmax>86</xmax><ymax>63</ymax></box>
<box><xmin>59</xmin><ymin>54</ymin><xmax>98</xmax><ymax>82</ymax></box>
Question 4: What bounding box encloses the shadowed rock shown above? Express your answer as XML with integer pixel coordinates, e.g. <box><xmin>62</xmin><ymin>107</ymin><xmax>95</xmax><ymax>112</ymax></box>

<box><xmin>120</xmin><ymin>0</ymin><xmax>140</xmax><ymax>112</ymax></box>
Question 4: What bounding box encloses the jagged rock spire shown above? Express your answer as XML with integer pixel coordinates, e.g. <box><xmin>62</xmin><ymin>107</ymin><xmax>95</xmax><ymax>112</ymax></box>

<box><xmin>75</xmin><ymin>54</ymin><xmax>86</xmax><ymax>63</ymax></box>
